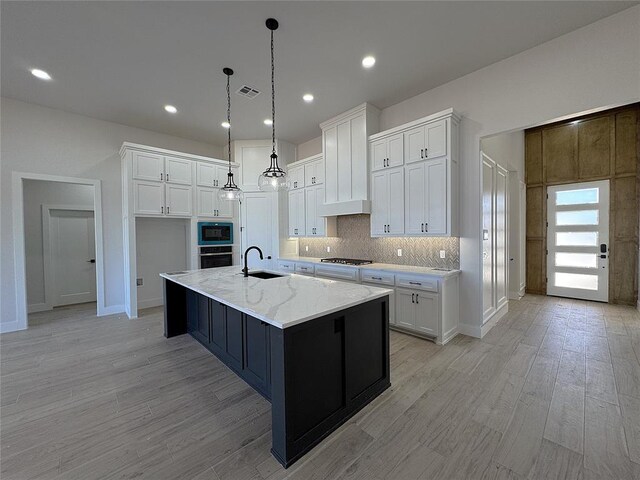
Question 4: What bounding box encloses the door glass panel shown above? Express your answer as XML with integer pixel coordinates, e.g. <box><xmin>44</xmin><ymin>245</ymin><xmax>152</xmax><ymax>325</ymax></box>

<box><xmin>556</xmin><ymin>188</ymin><xmax>598</xmax><ymax>205</ymax></box>
<box><xmin>554</xmin><ymin>272</ymin><xmax>598</xmax><ymax>290</ymax></box>
<box><xmin>556</xmin><ymin>210</ymin><xmax>598</xmax><ymax>226</ymax></box>
<box><xmin>556</xmin><ymin>231</ymin><xmax>598</xmax><ymax>246</ymax></box>
<box><xmin>555</xmin><ymin>252</ymin><xmax>598</xmax><ymax>268</ymax></box>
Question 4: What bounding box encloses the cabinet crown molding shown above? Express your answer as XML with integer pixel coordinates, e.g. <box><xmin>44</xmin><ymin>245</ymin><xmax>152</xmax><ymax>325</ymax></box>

<box><xmin>319</xmin><ymin>102</ymin><xmax>381</xmax><ymax>130</ymax></box>
<box><xmin>288</xmin><ymin>153</ymin><xmax>323</xmax><ymax>169</ymax></box>
<box><xmin>120</xmin><ymin>142</ymin><xmax>237</xmax><ymax>167</ymax></box>
<box><xmin>369</xmin><ymin>108</ymin><xmax>460</xmax><ymax>142</ymax></box>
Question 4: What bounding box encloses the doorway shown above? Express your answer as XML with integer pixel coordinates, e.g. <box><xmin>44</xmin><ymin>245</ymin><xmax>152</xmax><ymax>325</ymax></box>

<box><xmin>546</xmin><ymin>180</ymin><xmax>609</xmax><ymax>302</ymax></box>
<box><xmin>45</xmin><ymin>208</ymin><xmax>97</xmax><ymax>307</ymax></box>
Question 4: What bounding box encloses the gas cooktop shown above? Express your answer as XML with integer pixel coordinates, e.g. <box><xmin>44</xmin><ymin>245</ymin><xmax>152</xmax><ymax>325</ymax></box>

<box><xmin>320</xmin><ymin>258</ymin><xmax>373</xmax><ymax>266</ymax></box>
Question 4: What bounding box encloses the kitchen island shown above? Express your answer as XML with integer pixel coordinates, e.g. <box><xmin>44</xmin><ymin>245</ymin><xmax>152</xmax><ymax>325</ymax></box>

<box><xmin>161</xmin><ymin>267</ymin><xmax>392</xmax><ymax>468</ymax></box>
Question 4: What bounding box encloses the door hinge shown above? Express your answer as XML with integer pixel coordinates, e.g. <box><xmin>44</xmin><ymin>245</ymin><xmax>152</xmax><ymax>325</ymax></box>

<box><xmin>546</xmin><ymin>222</ymin><xmax>548</xmax><ymax>227</ymax></box>
<box><xmin>546</xmin><ymin>249</ymin><xmax>548</xmax><ymax>255</ymax></box>
<box><xmin>545</xmin><ymin>277</ymin><xmax>548</xmax><ymax>283</ymax></box>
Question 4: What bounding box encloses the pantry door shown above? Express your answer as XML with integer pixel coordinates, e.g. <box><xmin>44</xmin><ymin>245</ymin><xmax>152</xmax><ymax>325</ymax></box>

<box><xmin>546</xmin><ymin>180</ymin><xmax>609</xmax><ymax>302</ymax></box>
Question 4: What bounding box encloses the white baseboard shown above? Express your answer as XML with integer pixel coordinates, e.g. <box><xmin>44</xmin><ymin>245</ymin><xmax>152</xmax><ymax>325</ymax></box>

<box><xmin>441</xmin><ymin>326</ymin><xmax>460</xmax><ymax>345</ymax></box>
<box><xmin>98</xmin><ymin>304</ymin><xmax>125</xmax><ymax>316</ymax></box>
<box><xmin>137</xmin><ymin>298</ymin><xmax>163</xmax><ymax>310</ymax></box>
<box><xmin>0</xmin><ymin>321</ymin><xmax>24</xmax><ymax>334</ymax></box>
<box><xmin>28</xmin><ymin>303</ymin><xmax>51</xmax><ymax>313</ymax></box>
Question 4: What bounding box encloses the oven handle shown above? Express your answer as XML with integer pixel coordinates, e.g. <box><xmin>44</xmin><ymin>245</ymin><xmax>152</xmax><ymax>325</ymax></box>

<box><xmin>199</xmin><ymin>253</ymin><xmax>233</xmax><ymax>257</ymax></box>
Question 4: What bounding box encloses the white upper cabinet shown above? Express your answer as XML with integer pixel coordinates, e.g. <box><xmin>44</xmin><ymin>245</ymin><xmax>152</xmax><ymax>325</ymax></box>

<box><xmin>371</xmin><ymin>167</ymin><xmax>404</xmax><ymax>236</ymax></box>
<box><xmin>196</xmin><ymin>186</ymin><xmax>233</xmax><ymax>218</ymax></box>
<box><xmin>289</xmin><ymin>165</ymin><xmax>305</xmax><ymax>190</ymax></box>
<box><xmin>197</xmin><ymin>162</ymin><xmax>230</xmax><ymax>187</ymax></box>
<box><xmin>320</xmin><ymin>103</ymin><xmax>380</xmax><ymax>215</ymax></box>
<box><xmin>371</xmin><ymin>133</ymin><xmax>403</xmax><ymax>171</ymax></box>
<box><xmin>305</xmin><ymin>185</ymin><xmax>330</xmax><ymax>236</ymax></box>
<box><xmin>369</xmin><ymin>108</ymin><xmax>459</xmax><ymax>237</ymax></box>
<box><xmin>165</xmin><ymin>157</ymin><xmax>193</xmax><ymax>185</ymax></box>
<box><xmin>288</xmin><ymin>189</ymin><xmax>306</xmax><ymax>237</ymax></box>
<box><xmin>132</xmin><ymin>152</ymin><xmax>164</xmax><ymax>182</ymax></box>
<box><xmin>304</xmin><ymin>159</ymin><xmax>323</xmax><ymax>186</ymax></box>
<box><xmin>165</xmin><ymin>184</ymin><xmax>192</xmax><ymax>216</ymax></box>
<box><xmin>134</xmin><ymin>180</ymin><xmax>165</xmax><ymax>215</ymax></box>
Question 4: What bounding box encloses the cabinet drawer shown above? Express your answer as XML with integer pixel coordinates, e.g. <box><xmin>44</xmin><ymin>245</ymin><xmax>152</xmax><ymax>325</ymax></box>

<box><xmin>360</xmin><ymin>270</ymin><xmax>395</xmax><ymax>286</ymax></box>
<box><xmin>294</xmin><ymin>263</ymin><xmax>315</xmax><ymax>275</ymax></box>
<box><xmin>396</xmin><ymin>275</ymin><xmax>438</xmax><ymax>292</ymax></box>
<box><xmin>315</xmin><ymin>265</ymin><xmax>359</xmax><ymax>282</ymax></box>
<box><xmin>278</xmin><ymin>261</ymin><xmax>295</xmax><ymax>272</ymax></box>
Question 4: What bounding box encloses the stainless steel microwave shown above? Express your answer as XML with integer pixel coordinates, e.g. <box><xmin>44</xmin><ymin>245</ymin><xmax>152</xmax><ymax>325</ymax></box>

<box><xmin>197</xmin><ymin>222</ymin><xmax>233</xmax><ymax>246</ymax></box>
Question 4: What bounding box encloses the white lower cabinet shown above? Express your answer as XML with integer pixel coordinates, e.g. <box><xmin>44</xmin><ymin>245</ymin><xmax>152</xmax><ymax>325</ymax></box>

<box><xmin>277</xmin><ymin>261</ymin><xmax>459</xmax><ymax>344</ymax></box>
<box><xmin>395</xmin><ymin>288</ymin><xmax>439</xmax><ymax>337</ymax></box>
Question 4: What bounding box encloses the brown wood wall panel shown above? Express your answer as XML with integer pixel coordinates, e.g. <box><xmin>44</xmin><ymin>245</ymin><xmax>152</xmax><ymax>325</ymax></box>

<box><xmin>616</xmin><ymin>110</ymin><xmax>638</xmax><ymax>175</ymax></box>
<box><xmin>525</xmin><ymin>130</ymin><xmax>543</xmax><ymax>185</ymax></box>
<box><xmin>610</xmin><ymin>240</ymin><xmax>638</xmax><ymax>305</ymax></box>
<box><xmin>526</xmin><ymin>186</ymin><xmax>545</xmax><ymax>238</ymax></box>
<box><xmin>544</xmin><ymin>124</ymin><xmax>578</xmax><ymax>183</ymax></box>
<box><xmin>612</xmin><ymin>176</ymin><xmax>638</xmax><ymax>239</ymax></box>
<box><xmin>525</xmin><ymin>104</ymin><xmax>639</xmax><ymax>304</ymax></box>
<box><xmin>526</xmin><ymin>239</ymin><xmax>545</xmax><ymax>294</ymax></box>
<box><xmin>578</xmin><ymin>116</ymin><xmax>611</xmax><ymax>179</ymax></box>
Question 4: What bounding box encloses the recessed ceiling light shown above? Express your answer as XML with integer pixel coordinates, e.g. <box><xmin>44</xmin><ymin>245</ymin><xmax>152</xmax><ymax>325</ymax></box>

<box><xmin>302</xmin><ymin>93</ymin><xmax>314</xmax><ymax>103</ymax></box>
<box><xmin>221</xmin><ymin>121</ymin><xmax>231</xmax><ymax>129</ymax></box>
<box><xmin>164</xmin><ymin>105</ymin><xmax>178</xmax><ymax>114</ymax></box>
<box><xmin>264</xmin><ymin>119</ymin><xmax>273</xmax><ymax>126</ymax></box>
<box><xmin>30</xmin><ymin>68</ymin><xmax>51</xmax><ymax>80</ymax></box>
<box><xmin>362</xmin><ymin>56</ymin><xmax>376</xmax><ymax>68</ymax></box>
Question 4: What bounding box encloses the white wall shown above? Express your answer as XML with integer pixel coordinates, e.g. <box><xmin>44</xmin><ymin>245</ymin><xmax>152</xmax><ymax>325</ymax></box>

<box><xmin>1</xmin><ymin>97</ymin><xmax>222</xmax><ymax>330</ymax></box>
<box><xmin>378</xmin><ymin>6</ymin><xmax>640</xmax><ymax>335</ymax></box>
<box><xmin>296</xmin><ymin>136</ymin><xmax>322</xmax><ymax>160</ymax></box>
<box><xmin>135</xmin><ymin>217</ymin><xmax>189</xmax><ymax>309</ymax></box>
<box><xmin>23</xmin><ymin>180</ymin><xmax>95</xmax><ymax>310</ymax></box>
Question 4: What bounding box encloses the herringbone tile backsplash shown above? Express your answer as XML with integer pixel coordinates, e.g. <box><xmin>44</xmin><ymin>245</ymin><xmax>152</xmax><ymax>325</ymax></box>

<box><xmin>298</xmin><ymin>215</ymin><xmax>460</xmax><ymax>269</ymax></box>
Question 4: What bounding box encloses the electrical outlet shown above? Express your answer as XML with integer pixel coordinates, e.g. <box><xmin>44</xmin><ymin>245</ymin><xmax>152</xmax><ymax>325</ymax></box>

<box><xmin>327</xmin><ymin>246</ymin><xmax>331</xmax><ymax>253</ymax></box>
<box><xmin>440</xmin><ymin>250</ymin><xmax>446</xmax><ymax>259</ymax></box>
<box><xmin>305</xmin><ymin>245</ymin><xmax>309</xmax><ymax>252</ymax></box>
<box><xmin>397</xmin><ymin>249</ymin><xmax>402</xmax><ymax>257</ymax></box>
<box><xmin>136</xmin><ymin>278</ymin><xmax>143</xmax><ymax>286</ymax></box>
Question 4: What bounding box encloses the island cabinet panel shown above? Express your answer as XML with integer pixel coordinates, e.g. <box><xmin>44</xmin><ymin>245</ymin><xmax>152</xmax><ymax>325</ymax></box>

<box><xmin>225</xmin><ymin>308</ymin><xmax>244</xmax><ymax>372</ymax></box>
<box><xmin>243</xmin><ymin>316</ymin><xmax>271</xmax><ymax>396</ymax></box>
<box><xmin>187</xmin><ymin>290</ymin><xmax>210</xmax><ymax>346</ymax></box>
<box><xmin>210</xmin><ymin>300</ymin><xmax>227</xmax><ymax>355</ymax></box>
<box><xmin>270</xmin><ymin>296</ymin><xmax>390</xmax><ymax>468</ymax></box>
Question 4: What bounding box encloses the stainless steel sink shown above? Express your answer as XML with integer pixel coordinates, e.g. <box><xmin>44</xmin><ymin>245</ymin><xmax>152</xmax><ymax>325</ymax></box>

<box><xmin>246</xmin><ymin>271</ymin><xmax>286</xmax><ymax>280</ymax></box>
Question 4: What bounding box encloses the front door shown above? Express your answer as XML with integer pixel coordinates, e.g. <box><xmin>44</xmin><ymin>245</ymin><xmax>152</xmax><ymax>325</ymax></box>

<box><xmin>546</xmin><ymin>180</ymin><xmax>609</xmax><ymax>302</ymax></box>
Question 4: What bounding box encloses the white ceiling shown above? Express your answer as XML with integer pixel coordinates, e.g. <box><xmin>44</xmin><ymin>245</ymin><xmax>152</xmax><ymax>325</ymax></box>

<box><xmin>2</xmin><ymin>1</ymin><xmax>637</xmax><ymax>147</ymax></box>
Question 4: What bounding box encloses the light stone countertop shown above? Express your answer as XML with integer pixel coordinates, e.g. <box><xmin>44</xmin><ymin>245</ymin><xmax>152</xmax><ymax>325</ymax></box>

<box><xmin>160</xmin><ymin>266</ymin><xmax>393</xmax><ymax>329</ymax></box>
<box><xmin>278</xmin><ymin>256</ymin><xmax>461</xmax><ymax>278</ymax></box>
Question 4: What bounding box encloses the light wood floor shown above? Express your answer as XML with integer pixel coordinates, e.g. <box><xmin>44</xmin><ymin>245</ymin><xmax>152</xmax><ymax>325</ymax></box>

<box><xmin>2</xmin><ymin>295</ymin><xmax>640</xmax><ymax>479</ymax></box>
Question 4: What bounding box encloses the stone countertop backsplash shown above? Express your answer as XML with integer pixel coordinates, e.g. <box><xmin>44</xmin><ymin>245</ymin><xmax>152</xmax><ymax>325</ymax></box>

<box><xmin>297</xmin><ymin>215</ymin><xmax>460</xmax><ymax>270</ymax></box>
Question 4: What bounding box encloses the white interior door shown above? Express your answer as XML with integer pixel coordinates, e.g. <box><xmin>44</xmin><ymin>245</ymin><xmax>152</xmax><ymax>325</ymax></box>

<box><xmin>50</xmin><ymin>210</ymin><xmax>96</xmax><ymax>306</ymax></box>
<box><xmin>547</xmin><ymin>180</ymin><xmax>609</xmax><ymax>302</ymax></box>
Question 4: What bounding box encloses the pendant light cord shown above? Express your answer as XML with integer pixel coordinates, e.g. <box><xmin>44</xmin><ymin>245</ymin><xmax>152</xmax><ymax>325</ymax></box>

<box><xmin>227</xmin><ymin>72</ymin><xmax>232</xmax><ymax>172</ymax></box>
<box><xmin>271</xmin><ymin>27</ymin><xmax>276</xmax><ymax>159</ymax></box>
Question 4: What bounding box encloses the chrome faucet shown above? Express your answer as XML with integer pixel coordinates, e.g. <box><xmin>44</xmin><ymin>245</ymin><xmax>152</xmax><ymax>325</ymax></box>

<box><xmin>242</xmin><ymin>246</ymin><xmax>264</xmax><ymax>277</ymax></box>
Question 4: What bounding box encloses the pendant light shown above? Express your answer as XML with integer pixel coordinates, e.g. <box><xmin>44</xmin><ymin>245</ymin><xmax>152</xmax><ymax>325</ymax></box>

<box><xmin>219</xmin><ymin>67</ymin><xmax>243</xmax><ymax>202</ymax></box>
<box><xmin>258</xmin><ymin>18</ymin><xmax>288</xmax><ymax>191</ymax></box>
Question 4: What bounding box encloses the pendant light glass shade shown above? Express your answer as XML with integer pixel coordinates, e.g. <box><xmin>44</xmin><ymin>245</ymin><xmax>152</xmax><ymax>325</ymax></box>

<box><xmin>259</xmin><ymin>18</ymin><xmax>288</xmax><ymax>192</ymax></box>
<box><xmin>219</xmin><ymin>67</ymin><xmax>243</xmax><ymax>202</ymax></box>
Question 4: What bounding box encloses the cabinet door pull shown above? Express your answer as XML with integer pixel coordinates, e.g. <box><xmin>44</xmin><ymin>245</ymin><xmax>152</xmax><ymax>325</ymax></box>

<box><xmin>372</xmin><ymin>276</ymin><xmax>382</xmax><ymax>281</ymax></box>
<box><xmin>160</xmin><ymin>173</ymin><xmax>163</xmax><ymax>181</ymax></box>
<box><xmin>425</xmin><ymin>148</ymin><xmax>428</xmax><ymax>158</ymax></box>
<box><xmin>411</xmin><ymin>293</ymin><xmax>415</xmax><ymax>303</ymax></box>
<box><xmin>421</xmin><ymin>223</ymin><xmax>424</xmax><ymax>232</ymax></box>
<box><xmin>161</xmin><ymin>206</ymin><xmax>164</xmax><ymax>214</ymax></box>
<box><xmin>425</xmin><ymin>222</ymin><xmax>428</xmax><ymax>232</ymax></box>
<box><xmin>167</xmin><ymin>206</ymin><xmax>170</xmax><ymax>214</ymax></box>
<box><xmin>166</xmin><ymin>174</ymin><xmax>170</xmax><ymax>181</ymax></box>
<box><xmin>421</xmin><ymin>149</ymin><xmax>424</xmax><ymax>159</ymax></box>
<box><xmin>409</xmin><ymin>281</ymin><xmax>422</xmax><ymax>286</ymax></box>
<box><xmin>416</xmin><ymin>295</ymin><xmax>419</xmax><ymax>304</ymax></box>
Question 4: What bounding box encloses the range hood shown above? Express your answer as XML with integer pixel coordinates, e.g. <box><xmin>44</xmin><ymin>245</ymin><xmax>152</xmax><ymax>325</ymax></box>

<box><xmin>318</xmin><ymin>200</ymin><xmax>370</xmax><ymax>217</ymax></box>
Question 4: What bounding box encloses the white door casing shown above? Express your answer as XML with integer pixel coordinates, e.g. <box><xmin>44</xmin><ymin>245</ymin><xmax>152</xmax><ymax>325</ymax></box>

<box><xmin>547</xmin><ymin>180</ymin><xmax>610</xmax><ymax>302</ymax></box>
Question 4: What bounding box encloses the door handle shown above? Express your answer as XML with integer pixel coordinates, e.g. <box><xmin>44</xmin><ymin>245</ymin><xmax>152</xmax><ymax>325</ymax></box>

<box><xmin>87</xmin><ymin>259</ymin><xmax>96</xmax><ymax>263</ymax></box>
